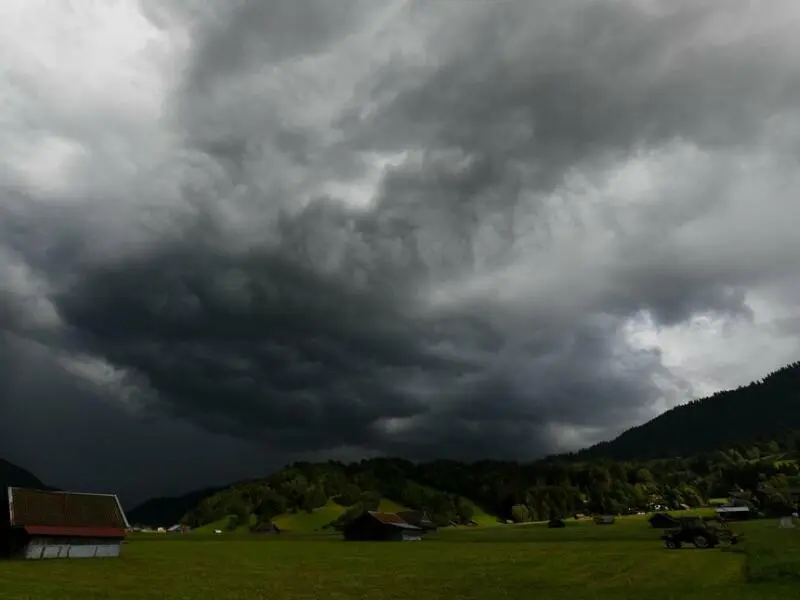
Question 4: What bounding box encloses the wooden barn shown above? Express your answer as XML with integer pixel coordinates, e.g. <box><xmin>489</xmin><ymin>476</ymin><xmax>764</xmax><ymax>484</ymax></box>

<box><xmin>1</xmin><ymin>487</ymin><xmax>129</xmax><ymax>559</ymax></box>
<box><xmin>343</xmin><ymin>511</ymin><xmax>424</xmax><ymax>541</ymax></box>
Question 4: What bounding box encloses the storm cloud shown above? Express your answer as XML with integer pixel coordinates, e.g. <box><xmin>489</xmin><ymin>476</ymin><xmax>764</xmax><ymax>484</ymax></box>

<box><xmin>2</xmin><ymin>0</ymin><xmax>800</xmax><ymax>504</ymax></box>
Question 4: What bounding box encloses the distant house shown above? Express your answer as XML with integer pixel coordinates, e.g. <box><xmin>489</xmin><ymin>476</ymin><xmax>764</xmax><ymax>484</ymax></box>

<box><xmin>648</xmin><ymin>513</ymin><xmax>680</xmax><ymax>529</ymax></box>
<box><xmin>594</xmin><ymin>515</ymin><xmax>615</xmax><ymax>525</ymax></box>
<box><xmin>396</xmin><ymin>510</ymin><xmax>437</xmax><ymax>532</ymax></box>
<box><xmin>343</xmin><ymin>511</ymin><xmax>423</xmax><ymax>541</ymax></box>
<box><xmin>715</xmin><ymin>505</ymin><xmax>752</xmax><ymax>521</ymax></box>
<box><xmin>0</xmin><ymin>487</ymin><xmax>129</xmax><ymax>560</ymax></box>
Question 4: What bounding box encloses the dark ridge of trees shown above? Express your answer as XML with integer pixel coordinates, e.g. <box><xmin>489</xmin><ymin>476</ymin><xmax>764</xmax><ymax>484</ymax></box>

<box><xmin>126</xmin><ymin>486</ymin><xmax>227</xmax><ymax>527</ymax></box>
<box><xmin>166</xmin><ymin>433</ymin><xmax>800</xmax><ymax>531</ymax></box>
<box><xmin>578</xmin><ymin>362</ymin><xmax>800</xmax><ymax>461</ymax></box>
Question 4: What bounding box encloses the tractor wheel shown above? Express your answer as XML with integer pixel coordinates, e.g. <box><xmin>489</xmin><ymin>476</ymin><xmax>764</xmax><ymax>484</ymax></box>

<box><xmin>693</xmin><ymin>534</ymin><xmax>713</xmax><ymax>548</ymax></box>
<box><xmin>664</xmin><ymin>539</ymin><xmax>681</xmax><ymax>549</ymax></box>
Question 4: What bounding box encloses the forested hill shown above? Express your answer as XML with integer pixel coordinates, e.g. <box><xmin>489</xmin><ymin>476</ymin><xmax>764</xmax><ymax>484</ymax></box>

<box><xmin>131</xmin><ymin>431</ymin><xmax>800</xmax><ymax>529</ymax></box>
<box><xmin>0</xmin><ymin>458</ymin><xmax>47</xmax><ymax>490</ymax></box>
<box><xmin>126</xmin><ymin>486</ymin><xmax>226</xmax><ymax>526</ymax></box>
<box><xmin>128</xmin><ymin>362</ymin><xmax>800</xmax><ymax>528</ymax></box>
<box><xmin>579</xmin><ymin>361</ymin><xmax>800</xmax><ymax>461</ymax></box>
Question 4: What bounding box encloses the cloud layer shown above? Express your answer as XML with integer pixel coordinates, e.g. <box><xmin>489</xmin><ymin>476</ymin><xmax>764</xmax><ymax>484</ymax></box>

<box><xmin>2</xmin><ymin>0</ymin><xmax>800</xmax><ymax>502</ymax></box>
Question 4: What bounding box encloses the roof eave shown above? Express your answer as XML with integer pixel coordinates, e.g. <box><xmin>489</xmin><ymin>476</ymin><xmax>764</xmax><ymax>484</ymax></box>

<box><xmin>22</xmin><ymin>525</ymin><xmax>127</xmax><ymax>538</ymax></box>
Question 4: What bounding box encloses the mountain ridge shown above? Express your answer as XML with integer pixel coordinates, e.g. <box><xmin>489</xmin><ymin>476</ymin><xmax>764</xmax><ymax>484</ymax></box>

<box><xmin>577</xmin><ymin>361</ymin><xmax>800</xmax><ymax>460</ymax></box>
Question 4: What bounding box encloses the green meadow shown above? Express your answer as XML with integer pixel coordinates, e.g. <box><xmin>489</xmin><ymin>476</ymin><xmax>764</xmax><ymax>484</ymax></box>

<box><xmin>192</xmin><ymin>497</ymin><xmax>498</xmax><ymax>534</ymax></box>
<box><xmin>0</xmin><ymin>516</ymin><xmax>798</xmax><ymax>600</ymax></box>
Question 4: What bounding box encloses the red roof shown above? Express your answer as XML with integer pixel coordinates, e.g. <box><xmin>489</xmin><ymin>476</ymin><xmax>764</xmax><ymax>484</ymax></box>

<box><xmin>23</xmin><ymin>526</ymin><xmax>127</xmax><ymax>538</ymax></box>
<box><xmin>368</xmin><ymin>512</ymin><xmax>407</xmax><ymax>525</ymax></box>
<box><xmin>9</xmin><ymin>488</ymin><xmax>128</xmax><ymax>532</ymax></box>
<box><xmin>367</xmin><ymin>511</ymin><xmax>421</xmax><ymax>530</ymax></box>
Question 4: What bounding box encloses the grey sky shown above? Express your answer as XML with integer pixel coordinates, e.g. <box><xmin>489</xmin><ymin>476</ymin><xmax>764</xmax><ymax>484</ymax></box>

<box><xmin>2</xmin><ymin>0</ymin><xmax>799</xmax><ymax>507</ymax></box>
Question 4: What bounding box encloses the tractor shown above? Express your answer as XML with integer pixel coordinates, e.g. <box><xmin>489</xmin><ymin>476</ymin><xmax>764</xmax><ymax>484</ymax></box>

<box><xmin>660</xmin><ymin>516</ymin><xmax>741</xmax><ymax>549</ymax></box>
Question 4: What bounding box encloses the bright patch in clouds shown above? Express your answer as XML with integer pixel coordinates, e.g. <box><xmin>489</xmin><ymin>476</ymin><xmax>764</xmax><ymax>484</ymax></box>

<box><xmin>624</xmin><ymin>296</ymin><xmax>799</xmax><ymax>401</ymax></box>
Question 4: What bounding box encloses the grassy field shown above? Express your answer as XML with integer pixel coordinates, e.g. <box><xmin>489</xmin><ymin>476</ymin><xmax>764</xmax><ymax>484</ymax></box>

<box><xmin>1</xmin><ymin>516</ymin><xmax>798</xmax><ymax>599</ymax></box>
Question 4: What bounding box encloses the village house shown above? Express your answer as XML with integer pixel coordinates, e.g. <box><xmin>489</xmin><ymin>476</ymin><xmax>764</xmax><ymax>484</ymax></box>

<box><xmin>1</xmin><ymin>487</ymin><xmax>129</xmax><ymax>560</ymax></box>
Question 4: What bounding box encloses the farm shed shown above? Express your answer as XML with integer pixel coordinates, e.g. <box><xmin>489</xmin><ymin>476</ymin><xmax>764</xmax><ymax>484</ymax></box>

<box><xmin>1</xmin><ymin>487</ymin><xmax>129</xmax><ymax>560</ymax></box>
<box><xmin>715</xmin><ymin>505</ymin><xmax>752</xmax><ymax>521</ymax></box>
<box><xmin>343</xmin><ymin>511</ymin><xmax>423</xmax><ymax>541</ymax></box>
<box><xmin>397</xmin><ymin>510</ymin><xmax>438</xmax><ymax>531</ymax></box>
<box><xmin>648</xmin><ymin>513</ymin><xmax>680</xmax><ymax>528</ymax></box>
<box><xmin>593</xmin><ymin>515</ymin><xmax>615</xmax><ymax>525</ymax></box>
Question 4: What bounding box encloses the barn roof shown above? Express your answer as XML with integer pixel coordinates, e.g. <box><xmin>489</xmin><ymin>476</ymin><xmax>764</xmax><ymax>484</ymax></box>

<box><xmin>715</xmin><ymin>505</ymin><xmax>750</xmax><ymax>512</ymax></box>
<box><xmin>367</xmin><ymin>511</ymin><xmax>421</xmax><ymax>530</ymax></box>
<box><xmin>7</xmin><ymin>487</ymin><xmax>129</xmax><ymax>537</ymax></box>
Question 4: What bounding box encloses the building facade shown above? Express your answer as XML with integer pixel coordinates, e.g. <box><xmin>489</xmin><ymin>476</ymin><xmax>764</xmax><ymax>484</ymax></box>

<box><xmin>1</xmin><ymin>487</ymin><xmax>129</xmax><ymax>559</ymax></box>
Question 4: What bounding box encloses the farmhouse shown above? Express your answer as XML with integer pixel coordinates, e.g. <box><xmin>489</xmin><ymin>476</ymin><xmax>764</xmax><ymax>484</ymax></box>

<box><xmin>342</xmin><ymin>511</ymin><xmax>423</xmax><ymax>541</ymax></box>
<box><xmin>0</xmin><ymin>487</ymin><xmax>129</xmax><ymax>560</ymax></box>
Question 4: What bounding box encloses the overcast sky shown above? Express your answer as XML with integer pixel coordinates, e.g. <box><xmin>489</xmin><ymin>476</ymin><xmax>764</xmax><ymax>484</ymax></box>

<box><xmin>2</xmin><ymin>0</ymin><xmax>800</xmax><ymax>508</ymax></box>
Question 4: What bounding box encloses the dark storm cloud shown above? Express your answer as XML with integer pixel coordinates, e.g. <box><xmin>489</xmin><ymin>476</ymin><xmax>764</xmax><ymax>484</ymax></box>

<box><xmin>3</xmin><ymin>0</ymin><xmax>800</xmax><ymax>499</ymax></box>
<box><xmin>0</xmin><ymin>334</ymin><xmax>281</xmax><ymax>507</ymax></box>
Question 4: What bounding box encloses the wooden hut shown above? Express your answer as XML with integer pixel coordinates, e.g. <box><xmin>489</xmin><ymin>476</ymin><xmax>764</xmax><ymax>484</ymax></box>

<box><xmin>342</xmin><ymin>511</ymin><xmax>423</xmax><ymax>541</ymax></box>
<box><xmin>1</xmin><ymin>487</ymin><xmax>129</xmax><ymax>559</ymax></box>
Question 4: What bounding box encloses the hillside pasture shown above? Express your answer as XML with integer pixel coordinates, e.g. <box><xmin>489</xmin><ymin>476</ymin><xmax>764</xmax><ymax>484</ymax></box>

<box><xmin>193</xmin><ymin>498</ymin><xmax>411</xmax><ymax>534</ymax></box>
<box><xmin>0</xmin><ymin>517</ymin><xmax>797</xmax><ymax>599</ymax></box>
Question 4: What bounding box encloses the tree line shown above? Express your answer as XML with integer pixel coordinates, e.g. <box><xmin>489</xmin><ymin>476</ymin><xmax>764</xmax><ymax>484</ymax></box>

<box><xmin>180</xmin><ymin>433</ymin><xmax>800</xmax><ymax>531</ymax></box>
<box><xmin>578</xmin><ymin>362</ymin><xmax>800</xmax><ymax>460</ymax></box>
